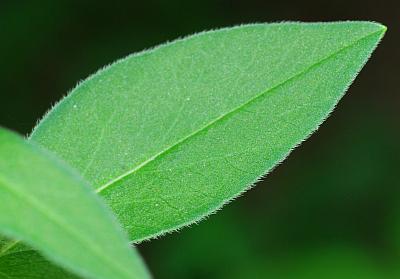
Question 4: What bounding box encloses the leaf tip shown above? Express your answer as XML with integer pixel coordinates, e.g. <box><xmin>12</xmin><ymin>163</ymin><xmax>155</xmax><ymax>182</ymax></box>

<box><xmin>375</xmin><ymin>22</ymin><xmax>387</xmax><ymax>34</ymax></box>
<box><xmin>367</xmin><ymin>21</ymin><xmax>387</xmax><ymax>35</ymax></box>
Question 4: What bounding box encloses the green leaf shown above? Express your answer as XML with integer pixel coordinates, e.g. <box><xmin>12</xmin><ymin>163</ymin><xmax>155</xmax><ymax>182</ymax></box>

<box><xmin>0</xmin><ymin>245</ymin><xmax>79</xmax><ymax>279</ymax></box>
<box><xmin>30</xmin><ymin>21</ymin><xmax>386</xmax><ymax>242</ymax></box>
<box><xmin>0</xmin><ymin>238</ymin><xmax>29</xmax><ymax>256</ymax></box>
<box><xmin>0</xmin><ymin>128</ymin><xmax>150</xmax><ymax>279</ymax></box>
<box><xmin>0</xmin><ymin>237</ymin><xmax>145</xmax><ymax>279</ymax></box>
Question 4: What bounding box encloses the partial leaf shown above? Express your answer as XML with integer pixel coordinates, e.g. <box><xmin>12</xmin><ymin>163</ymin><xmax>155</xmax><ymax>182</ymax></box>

<box><xmin>30</xmin><ymin>21</ymin><xmax>386</xmax><ymax>242</ymax></box>
<box><xmin>0</xmin><ymin>237</ymin><xmax>29</xmax><ymax>256</ymax></box>
<box><xmin>0</xmin><ymin>128</ymin><xmax>150</xmax><ymax>279</ymax></box>
<box><xmin>0</xmin><ymin>237</ymin><xmax>144</xmax><ymax>279</ymax></box>
<box><xmin>0</xmin><ymin>247</ymin><xmax>79</xmax><ymax>279</ymax></box>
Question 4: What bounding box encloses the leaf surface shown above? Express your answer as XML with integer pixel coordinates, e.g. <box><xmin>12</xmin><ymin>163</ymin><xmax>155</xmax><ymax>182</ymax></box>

<box><xmin>30</xmin><ymin>21</ymin><xmax>386</xmax><ymax>241</ymax></box>
<box><xmin>0</xmin><ymin>128</ymin><xmax>150</xmax><ymax>279</ymax></box>
<box><xmin>0</xmin><ymin>237</ymin><xmax>147</xmax><ymax>279</ymax></box>
<box><xmin>0</xmin><ymin>248</ymin><xmax>79</xmax><ymax>279</ymax></box>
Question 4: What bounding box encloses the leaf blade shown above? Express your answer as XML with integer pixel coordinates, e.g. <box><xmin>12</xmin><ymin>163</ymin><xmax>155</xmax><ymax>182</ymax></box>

<box><xmin>0</xmin><ymin>249</ymin><xmax>79</xmax><ymax>279</ymax></box>
<box><xmin>30</xmin><ymin>21</ymin><xmax>386</xmax><ymax>241</ymax></box>
<box><xmin>0</xmin><ymin>128</ymin><xmax>150</xmax><ymax>279</ymax></box>
<box><xmin>0</xmin><ymin>237</ymin><xmax>149</xmax><ymax>279</ymax></box>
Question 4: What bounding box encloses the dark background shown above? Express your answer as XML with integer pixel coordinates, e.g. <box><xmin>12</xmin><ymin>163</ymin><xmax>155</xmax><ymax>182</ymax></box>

<box><xmin>0</xmin><ymin>1</ymin><xmax>398</xmax><ymax>278</ymax></box>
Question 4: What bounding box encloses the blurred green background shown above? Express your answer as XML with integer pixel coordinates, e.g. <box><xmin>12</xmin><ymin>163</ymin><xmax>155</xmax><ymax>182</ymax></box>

<box><xmin>0</xmin><ymin>0</ymin><xmax>399</xmax><ymax>278</ymax></box>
